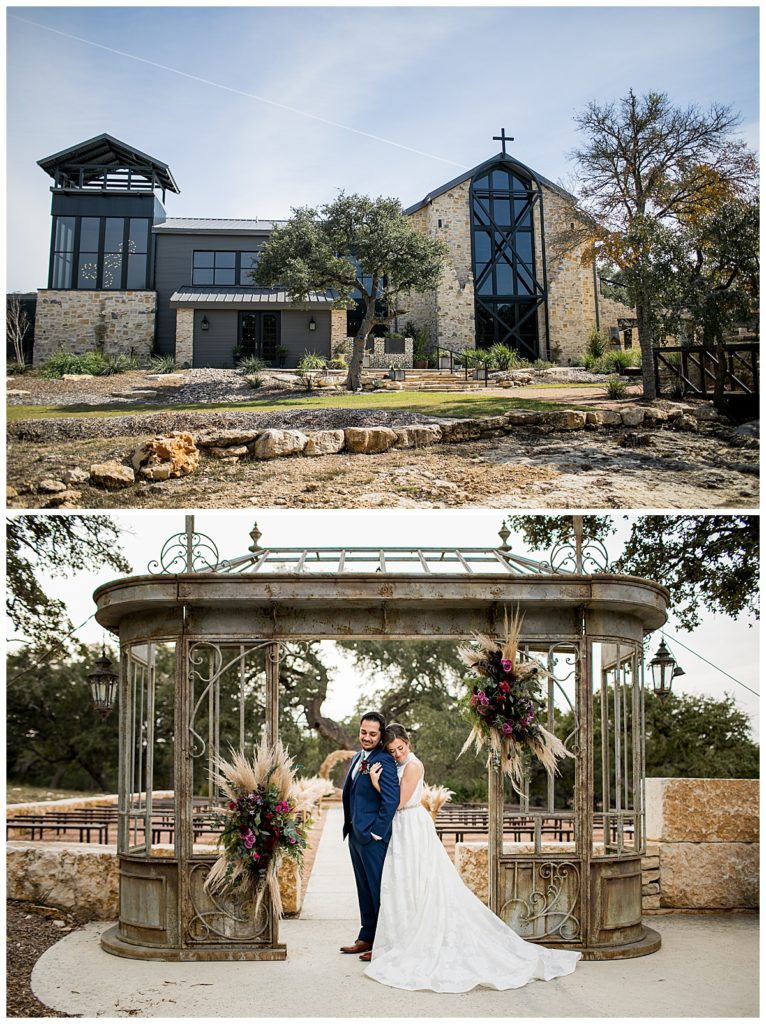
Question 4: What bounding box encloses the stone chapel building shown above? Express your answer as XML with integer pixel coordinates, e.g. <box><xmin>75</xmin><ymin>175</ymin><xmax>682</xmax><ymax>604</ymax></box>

<box><xmin>32</xmin><ymin>132</ymin><xmax>634</xmax><ymax>368</ymax></box>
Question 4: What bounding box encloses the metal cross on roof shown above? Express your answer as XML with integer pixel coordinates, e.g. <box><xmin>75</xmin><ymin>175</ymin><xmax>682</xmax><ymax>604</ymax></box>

<box><xmin>493</xmin><ymin>128</ymin><xmax>514</xmax><ymax>155</ymax></box>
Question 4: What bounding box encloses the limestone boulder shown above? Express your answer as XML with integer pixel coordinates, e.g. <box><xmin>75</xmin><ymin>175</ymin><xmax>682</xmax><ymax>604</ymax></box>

<box><xmin>642</xmin><ymin>407</ymin><xmax>668</xmax><ymax>425</ymax></box>
<box><xmin>195</xmin><ymin>428</ymin><xmax>263</xmax><ymax>448</ymax></box>
<box><xmin>676</xmin><ymin>414</ymin><xmax>699</xmax><ymax>432</ymax></box>
<box><xmin>62</xmin><ymin>467</ymin><xmax>90</xmax><ymax>485</ymax></box>
<box><xmin>251</xmin><ymin>429</ymin><xmax>308</xmax><ymax>460</ymax></box>
<box><xmin>394</xmin><ymin>425</ymin><xmax>443</xmax><ymax>448</ymax></box>
<box><xmin>7</xmin><ymin>485</ymin><xmax>18</xmax><ymax>499</ymax></box>
<box><xmin>646</xmin><ymin>778</ymin><xmax>758</xmax><ymax>843</ymax></box>
<box><xmin>585</xmin><ymin>410</ymin><xmax>623</xmax><ymax>427</ymax></box>
<box><xmin>44</xmin><ymin>489</ymin><xmax>82</xmax><ymax>509</ymax></box>
<box><xmin>7</xmin><ymin>842</ymin><xmax>119</xmax><ymax>919</ymax></box>
<box><xmin>690</xmin><ymin>404</ymin><xmax>719</xmax><ymax>422</ymax></box>
<box><xmin>132</xmin><ymin>432</ymin><xmax>199</xmax><ymax>481</ymax></box>
<box><xmin>304</xmin><ymin>430</ymin><xmax>346</xmax><ymax>456</ymax></box>
<box><xmin>505</xmin><ymin>411</ymin><xmax>544</xmax><ymax>427</ymax></box>
<box><xmin>90</xmin><ymin>460</ymin><xmax>135</xmax><ymax>490</ymax></box>
<box><xmin>206</xmin><ymin>445</ymin><xmax>249</xmax><ymax>460</ymax></box>
<box><xmin>540</xmin><ymin>410</ymin><xmax>586</xmax><ymax>431</ymax></box>
<box><xmin>439</xmin><ymin>419</ymin><xmax>483</xmax><ymax>443</ymax></box>
<box><xmin>38</xmin><ymin>478</ymin><xmax>67</xmax><ymax>493</ymax></box>
<box><xmin>62</xmin><ymin>373</ymin><xmax>94</xmax><ymax>381</ymax></box>
<box><xmin>620</xmin><ymin>407</ymin><xmax>646</xmax><ymax>427</ymax></box>
<box><xmin>344</xmin><ymin>427</ymin><xmax>398</xmax><ymax>454</ymax></box>
<box><xmin>659</xmin><ymin>841</ymin><xmax>759</xmax><ymax>909</ymax></box>
<box><xmin>478</xmin><ymin>415</ymin><xmax>509</xmax><ymax>432</ymax></box>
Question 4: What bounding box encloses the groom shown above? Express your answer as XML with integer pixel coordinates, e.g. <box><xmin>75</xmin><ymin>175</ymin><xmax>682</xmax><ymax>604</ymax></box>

<box><xmin>340</xmin><ymin>711</ymin><xmax>399</xmax><ymax>961</ymax></box>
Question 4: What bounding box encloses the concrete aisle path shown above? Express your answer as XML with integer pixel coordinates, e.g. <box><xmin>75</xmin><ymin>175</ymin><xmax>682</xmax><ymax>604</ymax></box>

<box><xmin>31</xmin><ymin>808</ymin><xmax>759</xmax><ymax>1017</ymax></box>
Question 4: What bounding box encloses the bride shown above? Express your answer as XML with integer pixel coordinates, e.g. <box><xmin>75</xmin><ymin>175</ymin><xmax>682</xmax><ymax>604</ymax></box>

<box><xmin>364</xmin><ymin>723</ymin><xmax>582</xmax><ymax>992</ymax></box>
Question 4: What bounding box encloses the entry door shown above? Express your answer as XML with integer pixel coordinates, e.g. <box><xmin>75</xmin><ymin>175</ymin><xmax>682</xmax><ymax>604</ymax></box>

<box><xmin>239</xmin><ymin>312</ymin><xmax>280</xmax><ymax>363</ymax></box>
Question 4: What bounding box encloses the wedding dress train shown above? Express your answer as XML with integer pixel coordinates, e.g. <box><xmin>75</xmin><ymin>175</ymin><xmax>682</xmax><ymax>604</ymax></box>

<box><xmin>364</xmin><ymin>753</ymin><xmax>582</xmax><ymax>992</ymax></box>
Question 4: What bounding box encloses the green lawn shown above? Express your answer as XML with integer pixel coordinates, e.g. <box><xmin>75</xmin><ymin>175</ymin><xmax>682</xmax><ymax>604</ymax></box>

<box><xmin>7</xmin><ymin>391</ymin><xmax>589</xmax><ymax>421</ymax></box>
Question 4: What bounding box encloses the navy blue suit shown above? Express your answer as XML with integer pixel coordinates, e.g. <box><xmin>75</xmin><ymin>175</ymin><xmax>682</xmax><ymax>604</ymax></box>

<box><xmin>342</xmin><ymin>747</ymin><xmax>399</xmax><ymax>943</ymax></box>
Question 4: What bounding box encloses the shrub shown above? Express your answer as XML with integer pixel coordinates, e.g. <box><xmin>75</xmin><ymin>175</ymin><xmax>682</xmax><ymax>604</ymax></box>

<box><xmin>587</xmin><ymin>327</ymin><xmax>608</xmax><ymax>358</ymax></box>
<box><xmin>580</xmin><ymin>349</ymin><xmax>642</xmax><ymax>374</ymax></box>
<box><xmin>487</xmin><ymin>344</ymin><xmax>517</xmax><ymax>370</ymax></box>
<box><xmin>40</xmin><ymin>350</ymin><xmax>137</xmax><ymax>378</ymax></box>
<box><xmin>246</xmin><ymin>372</ymin><xmax>265</xmax><ymax>389</ymax></box>
<box><xmin>327</xmin><ymin>357</ymin><xmax>347</xmax><ymax>369</ymax></box>
<box><xmin>605</xmin><ymin>377</ymin><xmax>629</xmax><ymax>399</ymax></box>
<box><xmin>150</xmin><ymin>355</ymin><xmax>179</xmax><ymax>374</ymax></box>
<box><xmin>237</xmin><ymin>355</ymin><xmax>266</xmax><ymax>374</ymax></box>
<box><xmin>6</xmin><ymin>361</ymin><xmax>29</xmax><ymax>375</ymax></box>
<box><xmin>297</xmin><ymin>351</ymin><xmax>327</xmax><ymax>370</ymax></box>
<box><xmin>295</xmin><ymin>368</ymin><xmax>317</xmax><ymax>391</ymax></box>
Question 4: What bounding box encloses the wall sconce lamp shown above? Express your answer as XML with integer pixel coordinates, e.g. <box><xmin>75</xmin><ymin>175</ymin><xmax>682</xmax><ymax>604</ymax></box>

<box><xmin>201</xmin><ymin>315</ymin><xmax>210</xmax><ymax>331</ymax></box>
<box><xmin>308</xmin><ymin>316</ymin><xmax>317</xmax><ymax>332</ymax></box>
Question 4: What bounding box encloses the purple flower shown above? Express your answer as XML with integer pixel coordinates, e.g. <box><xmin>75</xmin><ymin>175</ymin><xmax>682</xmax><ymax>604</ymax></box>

<box><xmin>501</xmin><ymin>722</ymin><xmax>513</xmax><ymax>735</ymax></box>
<box><xmin>288</xmin><ymin>836</ymin><xmax>297</xmax><ymax>845</ymax></box>
<box><xmin>275</xmin><ymin>801</ymin><xmax>290</xmax><ymax>814</ymax></box>
<box><xmin>241</xmin><ymin>827</ymin><xmax>256</xmax><ymax>849</ymax></box>
<box><xmin>501</xmin><ymin>658</ymin><xmax>513</xmax><ymax>672</ymax></box>
<box><xmin>478</xmin><ymin>692</ymin><xmax>490</xmax><ymax>706</ymax></box>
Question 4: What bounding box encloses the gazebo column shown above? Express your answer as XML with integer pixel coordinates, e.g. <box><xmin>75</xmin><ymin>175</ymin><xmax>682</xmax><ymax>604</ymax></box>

<box><xmin>265</xmin><ymin>641</ymin><xmax>280</xmax><ymax>745</ymax></box>
<box><xmin>577</xmin><ymin>615</ymin><xmax>594</xmax><ymax>951</ymax></box>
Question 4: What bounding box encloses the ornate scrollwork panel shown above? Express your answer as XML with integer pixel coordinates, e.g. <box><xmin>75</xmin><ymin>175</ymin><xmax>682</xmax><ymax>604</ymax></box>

<box><xmin>499</xmin><ymin>860</ymin><xmax>582</xmax><ymax>942</ymax></box>
<box><xmin>184</xmin><ymin>862</ymin><xmax>270</xmax><ymax>945</ymax></box>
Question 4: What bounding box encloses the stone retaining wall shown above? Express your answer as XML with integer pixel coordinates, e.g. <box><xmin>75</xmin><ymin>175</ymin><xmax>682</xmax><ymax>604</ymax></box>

<box><xmin>646</xmin><ymin>778</ymin><xmax>758</xmax><ymax>910</ymax></box>
<box><xmin>6</xmin><ymin>842</ymin><xmax>304</xmax><ymax>918</ymax></box>
<box><xmin>34</xmin><ymin>290</ymin><xmax>156</xmax><ymax>366</ymax></box>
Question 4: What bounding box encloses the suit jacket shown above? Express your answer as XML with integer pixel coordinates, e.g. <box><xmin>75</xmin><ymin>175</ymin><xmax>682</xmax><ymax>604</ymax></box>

<box><xmin>342</xmin><ymin>747</ymin><xmax>399</xmax><ymax>845</ymax></box>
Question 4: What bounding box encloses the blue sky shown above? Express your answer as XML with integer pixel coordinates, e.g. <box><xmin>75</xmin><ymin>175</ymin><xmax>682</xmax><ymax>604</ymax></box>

<box><xmin>6</xmin><ymin>5</ymin><xmax>759</xmax><ymax>291</ymax></box>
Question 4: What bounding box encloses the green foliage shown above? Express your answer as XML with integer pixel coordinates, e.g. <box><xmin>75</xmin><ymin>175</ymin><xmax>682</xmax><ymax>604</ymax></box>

<box><xmin>507</xmin><ymin>515</ymin><xmax>759</xmax><ymax>631</ymax></box>
<box><xmin>487</xmin><ymin>344</ymin><xmax>519</xmax><ymax>370</ymax></box>
<box><xmin>297</xmin><ymin>351</ymin><xmax>327</xmax><ymax>370</ymax></box>
<box><xmin>40</xmin><ymin>350</ymin><xmax>139</xmax><ymax>378</ymax></box>
<box><xmin>245</xmin><ymin>373</ymin><xmax>265</xmax><ymax>389</ymax></box>
<box><xmin>587</xmin><ymin>328</ymin><xmax>608</xmax><ymax>358</ymax></box>
<box><xmin>7</xmin><ymin>516</ymin><xmax>130</xmax><ymax>655</ymax></box>
<box><xmin>327</xmin><ymin>357</ymin><xmax>348</xmax><ymax>369</ymax></box>
<box><xmin>579</xmin><ymin>349</ymin><xmax>642</xmax><ymax>373</ymax></box>
<box><xmin>605</xmin><ymin>377</ymin><xmax>629</xmax><ymax>399</ymax></box>
<box><xmin>150</xmin><ymin>355</ymin><xmax>179</xmax><ymax>374</ymax></box>
<box><xmin>254</xmin><ymin>192</ymin><xmax>448</xmax><ymax>390</ymax></box>
<box><xmin>237</xmin><ymin>355</ymin><xmax>266</xmax><ymax>374</ymax></box>
<box><xmin>7</xmin><ymin>361</ymin><xmax>29</xmax><ymax>375</ymax></box>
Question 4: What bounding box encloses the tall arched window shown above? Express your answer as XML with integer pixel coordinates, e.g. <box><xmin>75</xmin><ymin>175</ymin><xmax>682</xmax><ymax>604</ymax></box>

<box><xmin>470</xmin><ymin>163</ymin><xmax>545</xmax><ymax>359</ymax></box>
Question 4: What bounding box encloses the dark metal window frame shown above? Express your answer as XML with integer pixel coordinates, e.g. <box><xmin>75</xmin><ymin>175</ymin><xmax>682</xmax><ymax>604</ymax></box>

<box><xmin>48</xmin><ymin>214</ymin><xmax>151</xmax><ymax>290</ymax></box>
<box><xmin>469</xmin><ymin>163</ymin><xmax>550</xmax><ymax>360</ymax></box>
<box><xmin>191</xmin><ymin>250</ymin><xmax>262</xmax><ymax>287</ymax></box>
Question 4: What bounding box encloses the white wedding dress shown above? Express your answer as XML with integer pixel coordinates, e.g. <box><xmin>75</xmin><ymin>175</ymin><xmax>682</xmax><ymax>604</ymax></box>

<box><xmin>364</xmin><ymin>753</ymin><xmax>582</xmax><ymax>992</ymax></box>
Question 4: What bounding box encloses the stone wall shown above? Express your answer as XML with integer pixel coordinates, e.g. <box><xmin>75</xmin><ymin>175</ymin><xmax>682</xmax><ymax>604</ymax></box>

<box><xmin>34</xmin><ymin>290</ymin><xmax>156</xmax><ymax>366</ymax></box>
<box><xmin>646</xmin><ymin>778</ymin><xmax>759</xmax><ymax>910</ymax></box>
<box><xmin>366</xmin><ymin>336</ymin><xmax>414</xmax><ymax>369</ymax></box>
<box><xmin>329</xmin><ymin>309</ymin><xmax>348</xmax><ymax>355</ymax></box>
<box><xmin>175</xmin><ymin>308</ymin><xmax>194</xmax><ymax>366</ymax></box>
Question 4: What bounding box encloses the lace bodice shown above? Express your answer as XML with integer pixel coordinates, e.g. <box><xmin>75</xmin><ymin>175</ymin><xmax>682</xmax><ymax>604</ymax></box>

<box><xmin>397</xmin><ymin>753</ymin><xmax>424</xmax><ymax>809</ymax></box>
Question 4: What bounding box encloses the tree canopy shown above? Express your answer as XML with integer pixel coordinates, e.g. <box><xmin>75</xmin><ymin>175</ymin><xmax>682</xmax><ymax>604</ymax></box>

<box><xmin>562</xmin><ymin>89</ymin><xmax>758</xmax><ymax>399</ymax></box>
<box><xmin>255</xmin><ymin>192</ymin><xmax>447</xmax><ymax>389</ymax></box>
<box><xmin>7</xmin><ymin>515</ymin><xmax>130</xmax><ymax>655</ymax></box>
<box><xmin>506</xmin><ymin>514</ymin><xmax>758</xmax><ymax>630</ymax></box>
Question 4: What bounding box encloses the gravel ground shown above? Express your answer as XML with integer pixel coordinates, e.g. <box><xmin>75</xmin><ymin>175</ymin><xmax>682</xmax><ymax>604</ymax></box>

<box><xmin>7</xmin><ymin>366</ymin><xmax>613</xmax><ymax>408</ymax></box>
<box><xmin>7</xmin><ymin>901</ymin><xmax>81</xmax><ymax>1017</ymax></box>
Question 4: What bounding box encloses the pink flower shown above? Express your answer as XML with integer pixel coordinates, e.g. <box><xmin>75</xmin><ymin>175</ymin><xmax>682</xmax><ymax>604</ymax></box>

<box><xmin>241</xmin><ymin>828</ymin><xmax>256</xmax><ymax>849</ymax></box>
<box><xmin>501</xmin><ymin>659</ymin><xmax>513</xmax><ymax>672</ymax></box>
<box><xmin>478</xmin><ymin>692</ymin><xmax>489</xmax><ymax>706</ymax></box>
<box><xmin>501</xmin><ymin>722</ymin><xmax>513</xmax><ymax>735</ymax></box>
<box><xmin>275</xmin><ymin>801</ymin><xmax>290</xmax><ymax>814</ymax></box>
<box><xmin>470</xmin><ymin>694</ymin><xmax>478</xmax><ymax>706</ymax></box>
<box><xmin>251</xmin><ymin>850</ymin><xmax>261</xmax><ymax>862</ymax></box>
<box><xmin>498</xmin><ymin>680</ymin><xmax>510</xmax><ymax>694</ymax></box>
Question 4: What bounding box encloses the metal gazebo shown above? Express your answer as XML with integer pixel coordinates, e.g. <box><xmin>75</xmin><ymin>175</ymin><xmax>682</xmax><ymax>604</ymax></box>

<box><xmin>94</xmin><ymin>518</ymin><xmax>668</xmax><ymax>962</ymax></box>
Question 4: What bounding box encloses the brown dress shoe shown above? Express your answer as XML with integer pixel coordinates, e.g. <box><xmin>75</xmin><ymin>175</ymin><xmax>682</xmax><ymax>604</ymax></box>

<box><xmin>339</xmin><ymin>939</ymin><xmax>373</xmax><ymax>954</ymax></box>
<box><xmin>359</xmin><ymin>951</ymin><xmax>372</xmax><ymax>962</ymax></box>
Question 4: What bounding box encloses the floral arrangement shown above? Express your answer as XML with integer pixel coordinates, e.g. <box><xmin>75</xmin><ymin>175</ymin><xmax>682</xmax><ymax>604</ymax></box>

<box><xmin>205</xmin><ymin>740</ymin><xmax>309</xmax><ymax>918</ymax></box>
<box><xmin>457</xmin><ymin>610</ymin><xmax>574</xmax><ymax>794</ymax></box>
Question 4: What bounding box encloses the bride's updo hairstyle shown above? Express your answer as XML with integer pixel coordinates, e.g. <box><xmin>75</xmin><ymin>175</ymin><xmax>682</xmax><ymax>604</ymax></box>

<box><xmin>383</xmin><ymin>723</ymin><xmax>409</xmax><ymax>748</ymax></box>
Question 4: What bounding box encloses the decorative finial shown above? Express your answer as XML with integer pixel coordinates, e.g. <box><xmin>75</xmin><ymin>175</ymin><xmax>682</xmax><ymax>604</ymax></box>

<box><xmin>249</xmin><ymin>521</ymin><xmax>263</xmax><ymax>552</ymax></box>
<box><xmin>498</xmin><ymin>518</ymin><xmax>511</xmax><ymax>550</ymax></box>
<box><xmin>572</xmin><ymin>516</ymin><xmax>584</xmax><ymax>573</ymax></box>
<box><xmin>493</xmin><ymin>129</ymin><xmax>514</xmax><ymax>156</ymax></box>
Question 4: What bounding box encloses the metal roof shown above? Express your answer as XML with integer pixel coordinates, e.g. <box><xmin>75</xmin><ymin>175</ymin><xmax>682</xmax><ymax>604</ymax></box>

<box><xmin>37</xmin><ymin>133</ymin><xmax>179</xmax><ymax>193</ymax></box>
<box><xmin>212</xmin><ymin>546</ymin><xmax>561</xmax><ymax>576</ymax></box>
<box><xmin>404</xmin><ymin>151</ymin><xmax>572</xmax><ymax>215</ymax></box>
<box><xmin>169</xmin><ymin>286</ymin><xmax>336</xmax><ymax>306</ymax></box>
<box><xmin>154</xmin><ymin>218</ymin><xmax>287</xmax><ymax>234</ymax></box>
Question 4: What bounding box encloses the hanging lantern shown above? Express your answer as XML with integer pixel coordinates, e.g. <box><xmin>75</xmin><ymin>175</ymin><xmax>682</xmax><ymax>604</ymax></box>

<box><xmin>648</xmin><ymin>638</ymin><xmax>677</xmax><ymax>698</ymax></box>
<box><xmin>87</xmin><ymin>647</ymin><xmax>119</xmax><ymax>718</ymax></box>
